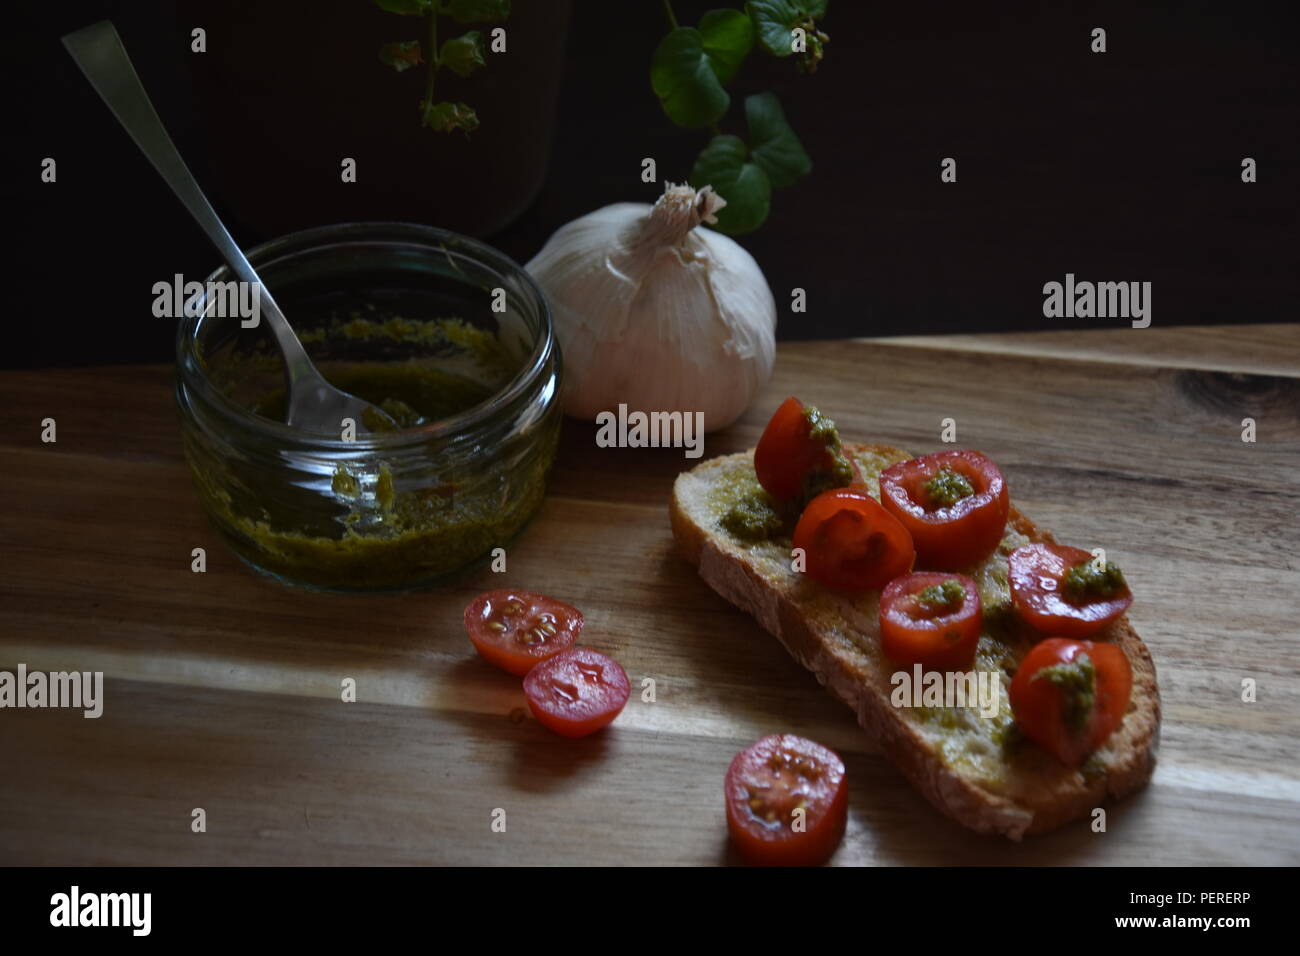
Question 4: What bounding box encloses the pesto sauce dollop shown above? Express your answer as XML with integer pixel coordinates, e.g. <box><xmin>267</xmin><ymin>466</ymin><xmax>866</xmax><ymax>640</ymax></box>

<box><xmin>916</xmin><ymin>578</ymin><xmax>965</xmax><ymax>613</ymax></box>
<box><xmin>797</xmin><ymin>404</ymin><xmax>855</xmax><ymax>509</ymax></box>
<box><xmin>1063</xmin><ymin>559</ymin><xmax>1127</xmax><ymax>602</ymax></box>
<box><xmin>923</xmin><ymin>466</ymin><xmax>975</xmax><ymax>509</ymax></box>
<box><xmin>1030</xmin><ymin>652</ymin><xmax>1096</xmax><ymax>734</ymax></box>
<box><xmin>720</xmin><ymin>491</ymin><xmax>785</xmax><ymax>541</ymax></box>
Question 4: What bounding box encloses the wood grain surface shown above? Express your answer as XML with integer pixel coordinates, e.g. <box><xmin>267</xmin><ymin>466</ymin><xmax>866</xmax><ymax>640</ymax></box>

<box><xmin>1</xmin><ymin>326</ymin><xmax>1297</xmax><ymax>865</ymax></box>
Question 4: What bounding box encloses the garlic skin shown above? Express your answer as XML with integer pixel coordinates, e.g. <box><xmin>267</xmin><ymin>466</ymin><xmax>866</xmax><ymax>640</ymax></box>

<box><xmin>526</xmin><ymin>184</ymin><xmax>776</xmax><ymax>432</ymax></box>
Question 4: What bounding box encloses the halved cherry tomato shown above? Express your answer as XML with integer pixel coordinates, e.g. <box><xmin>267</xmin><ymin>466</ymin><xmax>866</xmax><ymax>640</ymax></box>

<box><xmin>464</xmin><ymin>590</ymin><xmax>582</xmax><ymax>676</ymax></box>
<box><xmin>792</xmin><ymin>488</ymin><xmax>915</xmax><ymax>591</ymax></box>
<box><xmin>523</xmin><ymin>647</ymin><xmax>630</xmax><ymax>737</ymax></box>
<box><xmin>754</xmin><ymin>397</ymin><xmax>858</xmax><ymax>504</ymax></box>
<box><xmin>1009</xmin><ymin>637</ymin><xmax>1132</xmax><ymax>767</ymax></box>
<box><xmin>879</xmin><ymin>450</ymin><xmax>1009</xmax><ymax>570</ymax></box>
<box><xmin>1008</xmin><ymin>543</ymin><xmax>1133</xmax><ymax>638</ymax></box>
<box><xmin>879</xmin><ymin>572</ymin><xmax>982</xmax><ymax>671</ymax></box>
<box><xmin>755</xmin><ymin>397</ymin><xmax>823</xmax><ymax>502</ymax></box>
<box><xmin>725</xmin><ymin>734</ymin><xmax>848</xmax><ymax>866</ymax></box>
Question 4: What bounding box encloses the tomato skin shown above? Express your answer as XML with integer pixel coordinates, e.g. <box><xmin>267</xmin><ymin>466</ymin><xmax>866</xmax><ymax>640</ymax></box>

<box><xmin>879</xmin><ymin>572</ymin><xmax>982</xmax><ymax>671</ymax></box>
<box><xmin>724</xmin><ymin>735</ymin><xmax>848</xmax><ymax>866</ymax></box>
<box><xmin>1009</xmin><ymin>638</ymin><xmax>1133</xmax><ymax>766</ymax></box>
<box><xmin>1008</xmin><ymin>543</ymin><xmax>1134</xmax><ymax>638</ymax></box>
<box><xmin>754</xmin><ymin>398</ymin><xmax>824</xmax><ymax>503</ymax></box>
<box><xmin>464</xmin><ymin>590</ymin><xmax>583</xmax><ymax>676</ymax></box>
<box><xmin>793</xmin><ymin>488</ymin><xmax>915</xmax><ymax>592</ymax></box>
<box><xmin>523</xmin><ymin>648</ymin><xmax>630</xmax><ymax>738</ymax></box>
<box><xmin>879</xmin><ymin>450</ymin><xmax>1009</xmax><ymax>570</ymax></box>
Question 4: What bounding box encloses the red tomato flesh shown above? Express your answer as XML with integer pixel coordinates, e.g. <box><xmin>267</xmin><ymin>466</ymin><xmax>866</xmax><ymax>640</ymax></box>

<box><xmin>1008</xmin><ymin>543</ymin><xmax>1133</xmax><ymax>638</ymax></box>
<box><xmin>793</xmin><ymin>488</ymin><xmax>915</xmax><ymax>591</ymax></box>
<box><xmin>1009</xmin><ymin>637</ymin><xmax>1133</xmax><ymax>766</ymax></box>
<box><xmin>725</xmin><ymin>734</ymin><xmax>848</xmax><ymax>866</ymax></box>
<box><xmin>523</xmin><ymin>647</ymin><xmax>630</xmax><ymax>738</ymax></box>
<box><xmin>464</xmin><ymin>590</ymin><xmax>583</xmax><ymax>676</ymax></box>
<box><xmin>879</xmin><ymin>450</ymin><xmax>1009</xmax><ymax>570</ymax></box>
<box><xmin>879</xmin><ymin>572</ymin><xmax>982</xmax><ymax>671</ymax></box>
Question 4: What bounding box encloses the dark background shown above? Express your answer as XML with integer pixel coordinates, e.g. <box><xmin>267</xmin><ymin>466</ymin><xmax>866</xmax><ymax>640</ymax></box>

<box><xmin>7</xmin><ymin>0</ymin><xmax>1298</xmax><ymax>370</ymax></box>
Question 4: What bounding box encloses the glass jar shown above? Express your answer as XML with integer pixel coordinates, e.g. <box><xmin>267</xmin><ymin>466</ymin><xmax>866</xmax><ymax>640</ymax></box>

<box><xmin>175</xmin><ymin>222</ymin><xmax>561</xmax><ymax>592</ymax></box>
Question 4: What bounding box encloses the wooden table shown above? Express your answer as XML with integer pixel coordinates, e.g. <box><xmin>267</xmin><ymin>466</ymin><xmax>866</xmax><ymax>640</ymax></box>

<box><xmin>2</xmin><ymin>324</ymin><xmax>1297</xmax><ymax>865</ymax></box>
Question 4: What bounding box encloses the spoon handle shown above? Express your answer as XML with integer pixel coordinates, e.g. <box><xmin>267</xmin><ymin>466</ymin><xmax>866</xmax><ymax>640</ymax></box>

<box><xmin>62</xmin><ymin>21</ymin><xmax>315</xmax><ymax>380</ymax></box>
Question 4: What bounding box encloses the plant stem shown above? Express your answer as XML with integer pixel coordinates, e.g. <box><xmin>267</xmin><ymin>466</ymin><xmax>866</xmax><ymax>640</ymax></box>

<box><xmin>424</xmin><ymin>12</ymin><xmax>439</xmax><ymax>111</ymax></box>
<box><xmin>661</xmin><ymin>0</ymin><xmax>679</xmax><ymax>30</ymax></box>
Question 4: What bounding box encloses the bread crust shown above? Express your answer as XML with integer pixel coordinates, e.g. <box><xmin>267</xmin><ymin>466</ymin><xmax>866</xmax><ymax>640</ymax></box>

<box><xmin>670</xmin><ymin>443</ymin><xmax>1160</xmax><ymax>839</ymax></box>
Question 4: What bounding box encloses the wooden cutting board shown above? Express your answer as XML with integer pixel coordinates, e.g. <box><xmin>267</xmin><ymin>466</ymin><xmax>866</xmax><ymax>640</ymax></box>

<box><xmin>1</xmin><ymin>324</ymin><xmax>1297</xmax><ymax>865</ymax></box>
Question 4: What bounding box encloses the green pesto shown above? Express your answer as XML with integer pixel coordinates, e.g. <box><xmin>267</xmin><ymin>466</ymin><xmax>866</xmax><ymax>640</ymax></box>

<box><xmin>331</xmin><ymin>466</ymin><xmax>360</xmax><ymax>498</ymax></box>
<box><xmin>198</xmin><ymin>465</ymin><xmax>552</xmax><ymax>592</ymax></box>
<box><xmin>299</xmin><ymin>315</ymin><xmax>515</xmax><ymax>377</ymax></box>
<box><xmin>712</xmin><ymin>468</ymin><xmax>787</xmax><ymax>542</ymax></box>
<box><xmin>803</xmin><ymin>404</ymin><xmax>842</xmax><ymax>449</ymax></box>
<box><xmin>1063</xmin><ymin>559</ymin><xmax>1127</xmax><ymax>602</ymax></box>
<box><xmin>923</xmin><ymin>466</ymin><xmax>974</xmax><ymax>509</ymax></box>
<box><xmin>211</xmin><ymin>316</ymin><xmax>512</xmax><ymax>428</ymax></box>
<box><xmin>252</xmin><ymin>364</ymin><xmax>496</xmax><ymax>428</ymax></box>
<box><xmin>190</xmin><ymin>315</ymin><xmax>556</xmax><ymax>591</ymax></box>
<box><xmin>720</xmin><ymin>491</ymin><xmax>785</xmax><ymax>541</ymax></box>
<box><xmin>916</xmin><ymin>578</ymin><xmax>965</xmax><ymax>613</ymax></box>
<box><xmin>798</xmin><ymin>404</ymin><xmax>855</xmax><ymax>508</ymax></box>
<box><xmin>1031</xmin><ymin>652</ymin><xmax>1096</xmax><ymax>735</ymax></box>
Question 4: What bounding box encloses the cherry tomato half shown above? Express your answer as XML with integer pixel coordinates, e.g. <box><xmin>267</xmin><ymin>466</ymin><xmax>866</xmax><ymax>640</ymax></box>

<box><xmin>754</xmin><ymin>397</ymin><xmax>859</xmax><ymax>505</ymax></box>
<box><xmin>879</xmin><ymin>572</ymin><xmax>982</xmax><ymax>671</ymax></box>
<box><xmin>793</xmin><ymin>488</ymin><xmax>915</xmax><ymax>591</ymax></box>
<box><xmin>724</xmin><ymin>734</ymin><xmax>848</xmax><ymax>866</ymax></box>
<box><xmin>523</xmin><ymin>647</ymin><xmax>630</xmax><ymax>738</ymax></box>
<box><xmin>465</xmin><ymin>590</ymin><xmax>583</xmax><ymax>676</ymax></box>
<box><xmin>879</xmin><ymin>450</ymin><xmax>1009</xmax><ymax>570</ymax></box>
<box><xmin>1009</xmin><ymin>637</ymin><xmax>1133</xmax><ymax>767</ymax></box>
<box><xmin>1008</xmin><ymin>543</ymin><xmax>1134</xmax><ymax>638</ymax></box>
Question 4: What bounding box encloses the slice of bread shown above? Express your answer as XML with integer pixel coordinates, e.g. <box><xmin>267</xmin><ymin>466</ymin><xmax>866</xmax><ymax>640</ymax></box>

<box><xmin>670</xmin><ymin>442</ymin><xmax>1160</xmax><ymax>839</ymax></box>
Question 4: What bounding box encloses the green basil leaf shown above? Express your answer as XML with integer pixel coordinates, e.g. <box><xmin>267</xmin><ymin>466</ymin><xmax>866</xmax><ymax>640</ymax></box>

<box><xmin>373</xmin><ymin>0</ymin><xmax>432</xmax><ymax>15</ymax></box>
<box><xmin>443</xmin><ymin>0</ymin><xmax>511</xmax><ymax>24</ymax></box>
<box><xmin>440</xmin><ymin>31</ymin><xmax>485</xmax><ymax>77</ymax></box>
<box><xmin>698</xmin><ymin>8</ymin><xmax>754</xmax><ymax>85</ymax></box>
<box><xmin>689</xmin><ymin>134</ymin><xmax>772</xmax><ymax>234</ymax></box>
<box><xmin>745</xmin><ymin>92</ymin><xmax>810</xmax><ymax>188</ymax></box>
<box><xmin>745</xmin><ymin>0</ymin><xmax>827</xmax><ymax>57</ymax></box>
<box><xmin>378</xmin><ymin>40</ymin><xmax>422</xmax><ymax>72</ymax></box>
<box><xmin>422</xmin><ymin>100</ymin><xmax>480</xmax><ymax>134</ymax></box>
<box><xmin>651</xmin><ymin>28</ymin><xmax>730</xmax><ymax>129</ymax></box>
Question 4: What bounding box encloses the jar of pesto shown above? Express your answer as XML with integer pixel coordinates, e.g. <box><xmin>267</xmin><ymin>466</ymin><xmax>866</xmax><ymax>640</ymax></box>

<box><xmin>175</xmin><ymin>223</ymin><xmax>562</xmax><ymax>591</ymax></box>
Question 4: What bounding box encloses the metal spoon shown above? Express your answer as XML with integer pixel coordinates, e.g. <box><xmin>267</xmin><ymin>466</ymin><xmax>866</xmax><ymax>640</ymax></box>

<box><xmin>62</xmin><ymin>20</ymin><xmax>396</xmax><ymax>435</ymax></box>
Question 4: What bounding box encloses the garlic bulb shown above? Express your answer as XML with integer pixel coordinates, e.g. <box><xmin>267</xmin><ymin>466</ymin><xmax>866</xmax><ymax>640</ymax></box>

<box><xmin>526</xmin><ymin>183</ymin><xmax>776</xmax><ymax>432</ymax></box>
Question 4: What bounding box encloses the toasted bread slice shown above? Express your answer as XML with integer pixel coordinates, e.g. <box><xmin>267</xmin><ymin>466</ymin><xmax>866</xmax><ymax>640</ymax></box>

<box><xmin>670</xmin><ymin>442</ymin><xmax>1160</xmax><ymax>839</ymax></box>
